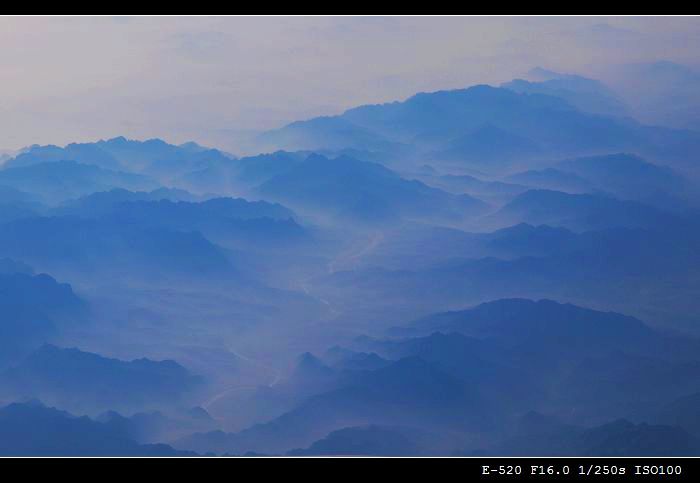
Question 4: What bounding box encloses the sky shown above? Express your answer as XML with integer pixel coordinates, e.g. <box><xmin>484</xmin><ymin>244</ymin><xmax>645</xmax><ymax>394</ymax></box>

<box><xmin>1</xmin><ymin>15</ymin><xmax>700</xmax><ymax>153</ymax></box>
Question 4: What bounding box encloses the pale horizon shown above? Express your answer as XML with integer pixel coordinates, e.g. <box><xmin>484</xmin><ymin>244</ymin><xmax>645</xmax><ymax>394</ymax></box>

<box><xmin>2</xmin><ymin>16</ymin><xmax>700</xmax><ymax>153</ymax></box>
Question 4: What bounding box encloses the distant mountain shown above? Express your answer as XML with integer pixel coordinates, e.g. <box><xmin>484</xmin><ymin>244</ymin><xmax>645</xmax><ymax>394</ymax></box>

<box><xmin>293</xmin><ymin>415</ymin><xmax>697</xmax><ymax>457</ymax></box>
<box><xmin>652</xmin><ymin>392</ymin><xmax>700</xmax><ymax>438</ymax></box>
<box><xmin>580</xmin><ymin>419</ymin><xmax>697</xmax><ymax>456</ymax></box>
<box><xmin>327</xmin><ymin>351</ymin><xmax>391</xmax><ymax>372</ymax></box>
<box><xmin>432</xmin><ymin>124</ymin><xmax>542</xmax><ymax>167</ymax></box>
<box><xmin>340</xmin><ymin>84</ymin><xmax>575</xmax><ymax>146</ymax></box>
<box><xmin>176</xmin><ymin>356</ymin><xmax>488</xmax><ymax>454</ymax></box>
<box><xmin>97</xmin><ymin>407</ymin><xmax>219</xmax><ymax>444</ymax></box>
<box><xmin>556</xmin><ymin>153</ymin><xmax>688</xmax><ymax>201</ymax></box>
<box><xmin>489</xmin><ymin>189</ymin><xmax>670</xmax><ymax>231</ymax></box>
<box><xmin>318</xmin><ymin>218</ymin><xmax>700</xmax><ymax>330</ymax></box>
<box><xmin>93</xmin><ymin>187</ymin><xmax>199</xmax><ymax>203</ymax></box>
<box><xmin>262</xmin><ymin>85</ymin><xmax>595</xmax><ymax>156</ymax></box>
<box><xmin>54</xmin><ymin>188</ymin><xmax>202</xmax><ymax>216</ymax></box>
<box><xmin>73</xmin><ymin>195</ymin><xmax>295</xmax><ymax>223</ymax></box>
<box><xmin>0</xmin><ymin>185</ymin><xmax>42</xmax><ymax>205</ymax></box>
<box><xmin>287</xmin><ymin>425</ymin><xmax>423</xmax><ymax>456</ymax></box>
<box><xmin>481</xmin><ymin>223</ymin><xmax>578</xmax><ymax>258</ymax></box>
<box><xmin>0</xmin><ymin>272</ymin><xmax>83</xmax><ymax>366</ymax></box>
<box><xmin>258</xmin><ymin>116</ymin><xmax>401</xmax><ymax>153</ymax></box>
<box><xmin>6</xmin><ymin>137</ymin><xmax>234</xmax><ymax>180</ymax></box>
<box><xmin>290</xmin><ymin>352</ymin><xmax>335</xmax><ymax>383</ymax></box>
<box><xmin>0</xmin><ymin>202</ymin><xmax>42</xmax><ymax>224</ymax></box>
<box><xmin>398</xmin><ymin>299</ymin><xmax>652</xmax><ymax>348</ymax></box>
<box><xmin>179</xmin><ymin>151</ymin><xmax>305</xmax><ymax>195</ymax></box>
<box><xmin>121</xmin><ymin>139</ymin><xmax>234</xmax><ymax>180</ymax></box>
<box><xmin>375</xmin><ymin>299</ymin><xmax>700</xmax><ymax>426</ymax></box>
<box><xmin>502</xmin><ymin>68</ymin><xmax>629</xmax><ymax>118</ymax></box>
<box><xmin>228</xmin><ymin>151</ymin><xmax>305</xmax><ymax>185</ymax></box>
<box><xmin>351</xmin><ymin>222</ymin><xmax>579</xmax><ymax>271</ymax></box>
<box><xmin>0</xmin><ymin>258</ymin><xmax>33</xmax><ymax>275</ymax></box>
<box><xmin>181</xmin><ymin>305</ymin><xmax>700</xmax><ymax>456</ymax></box>
<box><xmin>260</xmin><ymin>83</ymin><xmax>700</xmax><ymax>177</ymax></box>
<box><xmin>1</xmin><ymin>345</ymin><xmax>203</xmax><ymax>415</ymax></box>
<box><xmin>175</xmin><ymin>296</ymin><xmax>700</xmax><ymax>455</ymax></box>
<box><xmin>477</xmin><ymin>412</ymin><xmax>697</xmax><ymax>456</ymax></box>
<box><xmin>0</xmin><ymin>216</ymin><xmax>236</xmax><ymax>281</ymax></box>
<box><xmin>611</xmin><ymin>61</ymin><xmax>700</xmax><ymax>131</ymax></box>
<box><xmin>0</xmin><ymin>271</ymin><xmax>81</xmax><ymax>315</ymax></box>
<box><xmin>58</xmin><ymin>189</ymin><xmax>295</xmax><ymax>222</ymax></box>
<box><xmin>505</xmin><ymin>168</ymin><xmax>595</xmax><ymax>193</ymax></box>
<box><xmin>368</xmin><ymin>332</ymin><xmax>529</xmax><ymax>412</ymax></box>
<box><xmin>7</xmin><ymin>143</ymin><xmax>123</xmax><ymax>171</ymax></box>
<box><xmin>0</xmin><ymin>402</ymin><xmax>193</xmax><ymax>456</ymax></box>
<box><xmin>55</xmin><ymin>195</ymin><xmax>305</xmax><ymax>252</ymax></box>
<box><xmin>256</xmin><ymin>154</ymin><xmax>488</xmax><ymax>224</ymax></box>
<box><xmin>0</xmin><ymin>161</ymin><xmax>159</xmax><ymax>205</ymax></box>
<box><xmin>419</xmin><ymin>173</ymin><xmax>528</xmax><ymax>200</ymax></box>
<box><xmin>0</xmin><ymin>183</ymin><xmax>46</xmax><ymax>224</ymax></box>
<box><xmin>369</xmin><ymin>327</ymin><xmax>676</xmax><ymax>422</ymax></box>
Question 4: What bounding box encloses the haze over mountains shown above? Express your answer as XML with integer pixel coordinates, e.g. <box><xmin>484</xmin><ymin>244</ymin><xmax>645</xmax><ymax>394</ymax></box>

<box><xmin>3</xmin><ymin>62</ymin><xmax>700</xmax><ymax>456</ymax></box>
